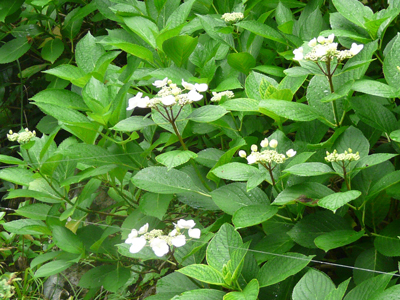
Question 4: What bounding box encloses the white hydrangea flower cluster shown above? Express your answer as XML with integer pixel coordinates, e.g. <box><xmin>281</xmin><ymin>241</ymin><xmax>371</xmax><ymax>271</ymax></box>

<box><xmin>7</xmin><ymin>128</ymin><xmax>36</xmax><ymax>144</ymax></box>
<box><xmin>127</xmin><ymin>78</ymin><xmax>208</xmax><ymax>111</ymax></box>
<box><xmin>125</xmin><ymin>219</ymin><xmax>201</xmax><ymax>257</ymax></box>
<box><xmin>221</xmin><ymin>12</ymin><xmax>244</xmax><ymax>23</ymax></box>
<box><xmin>293</xmin><ymin>34</ymin><xmax>364</xmax><ymax>62</ymax></box>
<box><xmin>210</xmin><ymin>90</ymin><xmax>234</xmax><ymax>102</ymax></box>
<box><xmin>239</xmin><ymin>138</ymin><xmax>296</xmax><ymax>165</ymax></box>
<box><xmin>325</xmin><ymin>148</ymin><xmax>360</xmax><ymax>163</ymax></box>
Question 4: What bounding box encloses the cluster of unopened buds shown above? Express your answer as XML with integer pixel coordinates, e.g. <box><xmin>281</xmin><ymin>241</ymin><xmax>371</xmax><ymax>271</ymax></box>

<box><xmin>239</xmin><ymin>138</ymin><xmax>296</xmax><ymax>165</ymax></box>
<box><xmin>325</xmin><ymin>149</ymin><xmax>360</xmax><ymax>163</ymax></box>
<box><xmin>125</xmin><ymin>219</ymin><xmax>201</xmax><ymax>257</ymax></box>
<box><xmin>221</xmin><ymin>12</ymin><xmax>244</xmax><ymax>23</ymax></box>
<box><xmin>293</xmin><ymin>34</ymin><xmax>364</xmax><ymax>62</ymax></box>
<box><xmin>7</xmin><ymin>128</ymin><xmax>36</xmax><ymax>144</ymax></box>
<box><xmin>127</xmin><ymin>77</ymin><xmax>208</xmax><ymax>111</ymax></box>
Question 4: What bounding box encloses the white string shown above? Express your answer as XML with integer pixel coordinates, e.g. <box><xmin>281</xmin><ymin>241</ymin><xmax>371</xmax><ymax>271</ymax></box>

<box><xmin>1</xmin><ymin>206</ymin><xmax>399</xmax><ymax>277</ymax></box>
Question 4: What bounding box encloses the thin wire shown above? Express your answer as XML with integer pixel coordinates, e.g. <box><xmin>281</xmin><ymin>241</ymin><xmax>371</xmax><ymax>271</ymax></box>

<box><xmin>1</xmin><ymin>206</ymin><xmax>399</xmax><ymax>278</ymax></box>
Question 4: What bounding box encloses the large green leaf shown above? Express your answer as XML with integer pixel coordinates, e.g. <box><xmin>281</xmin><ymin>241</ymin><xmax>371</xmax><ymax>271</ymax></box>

<box><xmin>0</xmin><ymin>167</ymin><xmax>35</xmax><ymax>186</ymax></box>
<box><xmin>0</xmin><ymin>38</ymin><xmax>31</xmax><ymax>64</ymax></box>
<box><xmin>292</xmin><ymin>268</ymin><xmax>335</xmax><ymax>300</ymax></box>
<box><xmin>383</xmin><ymin>33</ymin><xmax>400</xmax><ymax>88</ymax></box>
<box><xmin>132</xmin><ymin>166</ymin><xmax>209</xmax><ymax>196</ymax></box>
<box><xmin>236</xmin><ymin>20</ymin><xmax>287</xmax><ymax>44</ymax></box>
<box><xmin>31</xmin><ymin>89</ymin><xmax>88</xmax><ymax>111</ymax></box>
<box><xmin>155</xmin><ymin>150</ymin><xmax>197</xmax><ymax>170</ymax></box>
<box><xmin>221</xmin><ymin>98</ymin><xmax>260</xmax><ymax>112</ymax></box>
<box><xmin>283</xmin><ymin>162</ymin><xmax>335</xmax><ymax>177</ymax></box>
<box><xmin>211</xmin><ymin>183</ymin><xmax>269</xmax><ymax>215</ymax></box>
<box><xmin>273</xmin><ymin>182</ymin><xmax>334</xmax><ymax>206</ymax></box>
<box><xmin>332</xmin><ymin>0</ymin><xmax>373</xmax><ymax>28</ymax></box>
<box><xmin>369</xmin><ymin>285</ymin><xmax>400</xmax><ymax>300</ymax></box>
<box><xmin>112</xmin><ymin>116</ymin><xmax>155</xmax><ymax>132</ymax></box>
<box><xmin>257</xmin><ymin>253</ymin><xmax>313</xmax><ymax>287</ymax></box>
<box><xmin>163</xmin><ymin>35</ymin><xmax>198</xmax><ymax>67</ymax></box>
<box><xmin>139</xmin><ymin>193</ymin><xmax>173</xmax><ymax>220</ymax></box>
<box><xmin>287</xmin><ymin>211</ymin><xmax>351</xmax><ymax>248</ymax></box>
<box><xmin>352</xmin><ymin>80</ymin><xmax>398</xmax><ymax>98</ymax></box>
<box><xmin>224</xmin><ymin>279</ymin><xmax>259</xmax><ymax>300</ymax></box>
<box><xmin>3</xmin><ymin>219</ymin><xmax>51</xmax><ymax>235</ymax></box>
<box><xmin>41</xmin><ymin>39</ymin><xmax>64</xmax><ymax>64</ymax></box>
<box><xmin>374</xmin><ymin>220</ymin><xmax>400</xmax><ymax>257</ymax></box>
<box><xmin>177</xmin><ymin>264</ymin><xmax>225</xmax><ymax>285</ymax></box>
<box><xmin>318</xmin><ymin>190</ymin><xmax>362</xmax><ymax>212</ymax></box>
<box><xmin>75</xmin><ymin>32</ymin><xmax>105</xmax><ymax>73</ymax></box>
<box><xmin>227</xmin><ymin>52</ymin><xmax>256</xmax><ymax>74</ymax></box>
<box><xmin>173</xmin><ymin>289</ymin><xmax>227</xmax><ymax>299</ymax></box>
<box><xmin>344</xmin><ymin>273</ymin><xmax>393</xmax><ymax>300</ymax></box>
<box><xmin>212</xmin><ymin>163</ymin><xmax>261</xmax><ymax>181</ymax></box>
<box><xmin>233</xmin><ymin>205</ymin><xmax>278</xmax><ymax>229</ymax></box>
<box><xmin>123</xmin><ymin>16</ymin><xmax>159</xmax><ymax>48</ymax></box>
<box><xmin>52</xmin><ymin>226</ymin><xmax>84</xmax><ymax>254</ymax></box>
<box><xmin>314</xmin><ymin>230</ymin><xmax>364</xmax><ymax>252</ymax></box>
<box><xmin>188</xmin><ymin>106</ymin><xmax>228</xmax><ymax>123</ymax></box>
<box><xmin>259</xmin><ymin>100</ymin><xmax>320</xmax><ymax>122</ymax></box>
<box><xmin>105</xmin><ymin>41</ymin><xmax>154</xmax><ymax>63</ymax></box>
<box><xmin>34</xmin><ymin>260</ymin><xmax>75</xmax><ymax>278</ymax></box>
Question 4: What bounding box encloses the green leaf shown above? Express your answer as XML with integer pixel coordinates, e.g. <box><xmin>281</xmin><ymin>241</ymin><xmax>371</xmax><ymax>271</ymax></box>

<box><xmin>287</xmin><ymin>211</ymin><xmax>351</xmax><ymax>248</ymax></box>
<box><xmin>0</xmin><ymin>0</ymin><xmax>24</xmax><ymax>22</ymax></box>
<box><xmin>332</xmin><ymin>0</ymin><xmax>373</xmax><ymax>28</ymax></box>
<box><xmin>369</xmin><ymin>285</ymin><xmax>400</xmax><ymax>300</ymax></box>
<box><xmin>0</xmin><ymin>155</ymin><xmax>24</xmax><ymax>165</ymax></box>
<box><xmin>34</xmin><ymin>260</ymin><xmax>75</xmax><ymax>278</ymax></box>
<box><xmin>236</xmin><ymin>20</ymin><xmax>287</xmax><ymax>44</ymax></box>
<box><xmin>227</xmin><ymin>52</ymin><xmax>256</xmax><ymax>74</ymax></box>
<box><xmin>132</xmin><ymin>166</ymin><xmax>209</xmax><ymax>196</ymax></box>
<box><xmin>41</xmin><ymin>39</ymin><xmax>64</xmax><ymax>64</ymax></box>
<box><xmin>344</xmin><ymin>273</ymin><xmax>393</xmax><ymax>300</ymax></box>
<box><xmin>177</xmin><ymin>264</ymin><xmax>225</xmax><ymax>285</ymax></box>
<box><xmin>156</xmin><ymin>150</ymin><xmax>197</xmax><ymax>170</ymax></box>
<box><xmin>79</xmin><ymin>265</ymin><xmax>115</xmax><ymax>288</ymax></box>
<box><xmin>52</xmin><ymin>226</ymin><xmax>84</xmax><ymax>254</ymax></box>
<box><xmin>253</xmin><ymin>66</ymin><xmax>285</xmax><ymax>77</ymax></box>
<box><xmin>6</xmin><ymin>189</ymin><xmax>62</xmax><ymax>204</ymax></box>
<box><xmin>224</xmin><ymin>279</ymin><xmax>259</xmax><ymax>300</ymax></box>
<box><xmin>15</xmin><ymin>204</ymin><xmax>51</xmax><ymax>220</ymax></box>
<box><xmin>257</xmin><ymin>253</ymin><xmax>313</xmax><ymax>287</ymax></box>
<box><xmin>3</xmin><ymin>219</ymin><xmax>51</xmax><ymax>235</ymax></box>
<box><xmin>351</xmin><ymin>96</ymin><xmax>397</xmax><ymax>133</ymax></box>
<box><xmin>188</xmin><ymin>105</ymin><xmax>228</xmax><ymax>123</ymax></box>
<box><xmin>221</xmin><ymin>98</ymin><xmax>260</xmax><ymax>112</ymax></box>
<box><xmin>0</xmin><ymin>38</ymin><xmax>31</xmax><ymax>64</ymax></box>
<box><xmin>383</xmin><ymin>33</ymin><xmax>400</xmax><ymax>88</ymax></box>
<box><xmin>273</xmin><ymin>182</ymin><xmax>334</xmax><ymax>206</ymax></box>
<box><xmin>212</xmin><ymin>162</ymin><xmax>261</xmax><ymax>181</ymax></box>
<box><xmin>374</xmin><ymin>220</ymin><xmax>400</xmax><ymax>257</ymax></box>
<box><xmin>356</xmin><ymin>154</ymin><xmax>398</xmax><ymax>170</ymax></box>
<box><xmin>195</xmin><ymin>148</ymin><xmax>224</xmax><ymax>168</ymax></box>
<box><xmin>123</xmin><ymin>16</ymin><xmax>159</xmax><ymax>48</ymax></box>
<box><xmin>259</xmin><ymin>100</ymin><xmax>319</xmax><ymax>122</ymax></box>
<box><xmin>368</xmin><ymin>170</ymin><xmax>400</xmax><ymax>200</ymax></box>
<box><xmin>352</xmin><ymin>80</ymin><xmax>398</xmax><ymax>98</ymax></box>
<box><xmin>0</xmin><ymin>167</ymin><xmax>35</xmax><ymax>186</ymax></box>
<box><xmin>318</xmin><ymin>190</ymin><xmax>362</xmax><ymax>212</ymax></box>
<box><xmin>112</xmin><ymin>116</ymin><xmax>155</xmax><ymax>132</ymax></box>
<box><xmin>206</xmin><ymin>223</ymin><xmax>243</xmax><ymax>271</ymax></box>
<box><xmin>103</xmin><ymin>268</ymin><xmax>131</xmax><ymax>292</ymax></box>
<box><xmin>75</xmin><ymin>32</ymin><xmax>105</xmax><ymax>73</ymax></box>
<box><xmin>211</xmin><ymin>183</ymin><xmax>269</xmax><ymax>215</ymax></box>
<box><xmin>163</xmin><ymin>35</ymin><xmax>198</xmax><ymax>67</ymax></box>
<box><xmin>353</xmin><ymin>248</ymin><xmax>395</xmax><ymax>285</ymax></box>
<box><xmin>233</xmin><ymin>205</ymin><xmax>278</xmax><ymax>229</ymax></box>
<box><xmin>43</xmin><ymin>65</ymin><xmax>86</xmax><ymax>84</ymax></box>
<box><xmin>314</xmin><ymin>230</ymin><xmax>364</xmax><ymax>252</ymax></box>
<box><xmin>174</xmin><ymin>289</ymin><xmax>227</xmax><ymax>299</ymax></box>
<box><xmin>31</xmin><ymin>89</ymin><xmax>88</xmax><ymax>111</ymax></box>
<box><xmin>292</xmin><ymin>268</ymin><xmax>335</xmax><ymax>300</ymax></box>
<box><xmin>284</xmin><ymin>162</ymin><xmax>335</xmax><ymax>177</ymax></box>
<box><xmin>139</xmin><ymin>193</ymin><xmax>173</xmax><ymax>220</ymax></box>
<box><xmin>253</xmin><ymin>233</ymin><xmax>295</xmax><ymax>264</ymax></box>
<box><xmin>105</xmin><ymin>41</ymin><xmax>154</xmax><ymax>63</ymax></box>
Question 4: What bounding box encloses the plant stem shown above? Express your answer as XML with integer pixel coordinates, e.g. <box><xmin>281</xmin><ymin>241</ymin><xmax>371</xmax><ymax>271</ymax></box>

<box><xmin>342</xmin><ymin>161</ymin><xmax>351</xmax><ymax>190</ymax></box>
<box><xmin>326</xmin><ymin>58</ymin><xmax>340</xmax><ymax>127</ymax></box>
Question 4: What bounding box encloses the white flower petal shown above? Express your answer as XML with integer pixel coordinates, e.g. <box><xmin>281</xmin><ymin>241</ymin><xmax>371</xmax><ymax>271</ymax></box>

<box><xmin>293</xmin><ymin>47</ymin><xmax>304</xmax><ymax>61</ymax></box>
<box><xmin>171</xmin><ymin>235</ymin><xmax>186</xmax><ymax>247</ymax></box>
<box><xmin>246</xmin><ymin>153</ymin><xmax>257</xmax><ymax>164</ymax></box>
<box><xmin>194</xmin><ymin>83</ymin><xmax>208</xmax><ymax>92</ymax></box>
<box><xmin>169</xmin><ymin>229</ymin><xmax>178</xmax><ymax>237</ymax></box>
<box><xmin>188</xmin><ymin>228</ymin><xmax>201</xmax><ymax>239</ymax></box>
<box><xmin>308</xmin><ymin>38</ymin><xmax>317</xmax><ymax>47</ymax></box>
<box><xmin>161</xmin><ymin>95</ymin><xmax>176</xmax><ymax>106</ymax></box>
<box><xmin>260</xmin><ymin>138</ymin><xmax>269</xmax><ymax>148</ymax></box>
<box><xmin>150</xmin><ymin>238</ymin><xmax>170</xmax><ymax>257</ymax></box>
<box><xmin>238</xmin><ymin>150</ymin><xmax>247</xmax><ymax>158</ymax></box>
<box><xmin>286</xmin><ymin>149</ymin><xmax>297</xmax><ymax>158</ymax></box>
<box><xmin>129</xmin><ymin>237</ymin><xmax>147</xmax><ymax>253</ymax></box>
<box><xmin>138</xmin><ymin>223</ymin><xmax>149</xmax><ymax>235</ymax></box>
<box><xmin>326</xmin><ymin>34</ymin><xmax>335</xmax><ymax>44</ymax></box>
<box><xmin>182</xmin><ymin>79</ymin><xmax>195</xmax><ymax>90</ymax></box>
<box><xmin>125</xmin><ymin>229</ymin><xmax>138</xmax><ymax>243</ymax></box>
<box><xmin>251</xmin><ymin>144</ymin><xmax>258</xmax><ymax>152</ymax></box>
<box><xmin>349</xmin><ymin>43</ymin><xmax>363</xmax><ymax>55</ymax></box>
<box><xmin>317</xmin><ymin>36</ymin><xmax>325</xmax><ymax>44</ymax></box>
<box><xmin>176</xmin><ymin>219</ymin><xmax>196</xmax><ymax>229</ymax></box>
<box><xmin>127</xmin><ymin>92</ymin><xmax>150</xmax><ymax>110</ymax></box>
<box><xmin>187</xmin><ymin>90</ymin><xmax>203</xmax><ymax>102</ymax></box>
<box><xmin>153</xmin><ymin>77</ymin><xmax>168</xmax><ymax>88</ymax></box>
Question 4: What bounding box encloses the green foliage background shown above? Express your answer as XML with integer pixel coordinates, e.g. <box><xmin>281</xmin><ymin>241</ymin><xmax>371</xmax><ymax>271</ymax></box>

<box><xmin>1</xmin><ymin>0</ymin><xmax>400</xmax><ymax>299</ymax></box>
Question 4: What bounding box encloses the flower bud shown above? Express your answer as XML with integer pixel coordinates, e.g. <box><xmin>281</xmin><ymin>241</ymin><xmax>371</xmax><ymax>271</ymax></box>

<box><xmin>239</xmin><ymin>150</ymin><xmax>247</xmax><ymax>158</ymax></box>
<box><xmin>269</xmin><ymin>139</ymin><xmax>278</xmax><ymax>148</ymax></box>
<box><xmin>286</xmin><ymin>149</ymin><xmax>296</xmax><ymax>158</ymax></box>
<box><xmin>260</xmin><ymin>138</ymin><xmax>269</xmax><ymax>148</ymax></box>
<box><xmin>251</xmin><ymin>144</ymin><xmax>258</xmax><ymax>152</ymax></box>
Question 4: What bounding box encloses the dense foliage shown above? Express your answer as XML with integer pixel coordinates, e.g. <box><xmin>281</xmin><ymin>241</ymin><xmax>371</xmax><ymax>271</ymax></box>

<box><xmin>1</xmin><ymin>0</ymin><xmax>400</xmax><ymax>299</ymax></box>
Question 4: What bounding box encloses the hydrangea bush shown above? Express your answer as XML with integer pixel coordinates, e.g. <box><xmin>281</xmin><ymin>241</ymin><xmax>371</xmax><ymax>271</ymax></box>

<box><xmin>1</xmin><ymin>0</ymin><xmax>400</xmax><ymax>299</ymax></box>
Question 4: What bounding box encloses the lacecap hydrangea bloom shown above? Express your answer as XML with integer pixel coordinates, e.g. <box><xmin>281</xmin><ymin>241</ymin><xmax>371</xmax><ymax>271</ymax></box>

<box><xmin>221</xmin><ymin>12</ymin><xmax>244</xmax><ymax>23</ymax></box>
<box><xmin>325</xmin><ymin>148</ymin><xmax>360</xmax><ymax>163</ymax></box>
<box><xmin>125</xmin><ymin>219</ymin><xmax>201</xmax><ymax>257</ymax></box>
<box><xmin>293</xmin><ymin>34</ymin><xmax>363</xmax><ymax>62</ymax></box>
<box><xmin>210</xmin><ymin>90</ymin><xmax>234</xmax><ymax>102</ymax></box>
<box><xmin>7</xmin><ymin>128</ymin><xmax>36</xmax><ymax>144</ymax></box>
<box><xmin>239</xmin><ymin>138</ymin><xmax>296</xmax><ymax>165</ymax></box>
<box><xmin>127</xmin><ymin>78</ymin><xmax>208</xmax><ymax>111</ymax></box>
